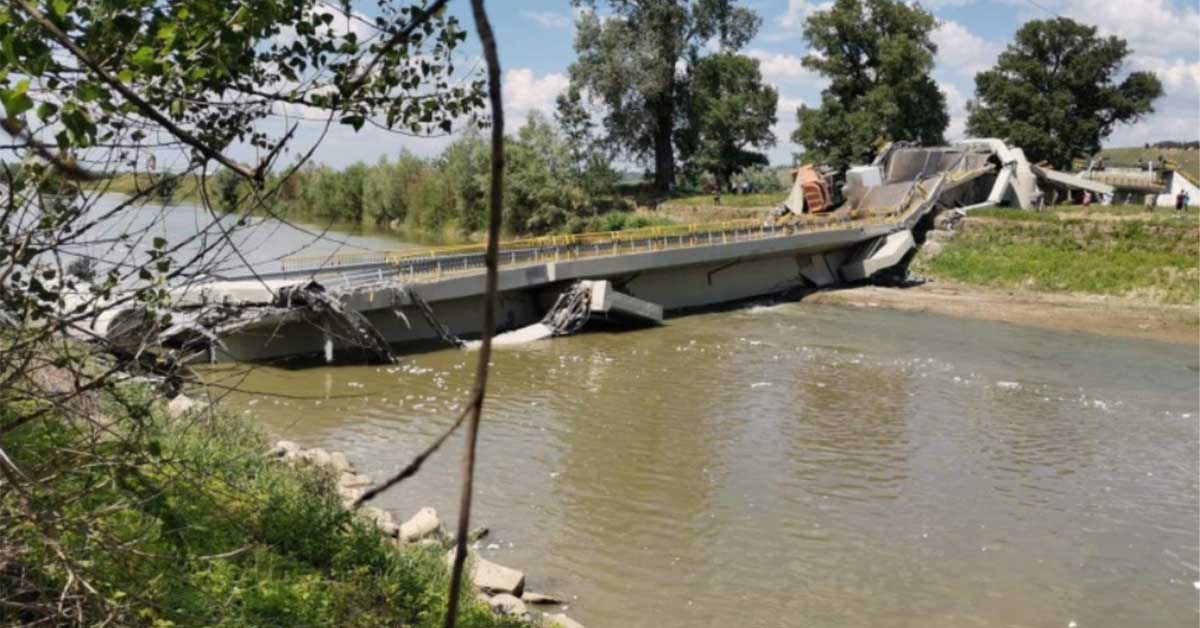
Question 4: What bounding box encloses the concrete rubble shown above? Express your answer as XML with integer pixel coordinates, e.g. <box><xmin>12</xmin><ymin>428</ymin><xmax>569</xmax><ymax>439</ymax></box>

<box><xmin>267</xmin><ymin>439</ymin><xmax>583</xmax><ymax>626</ymax></box>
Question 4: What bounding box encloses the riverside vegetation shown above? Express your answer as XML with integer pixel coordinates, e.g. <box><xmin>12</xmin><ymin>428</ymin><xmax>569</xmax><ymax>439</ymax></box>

<box><xmin>0</xmin><ymin>375</ymin><xmax>527</xmax><ymax>628</ymax></box>
<box><xmin>916</xmin><ymin>205</ymin><xmax>1200</xmax><ymax>304</ymax></box>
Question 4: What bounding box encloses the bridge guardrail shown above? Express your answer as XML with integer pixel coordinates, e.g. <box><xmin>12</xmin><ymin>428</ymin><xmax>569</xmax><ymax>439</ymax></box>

<box><xmin>280</xmin><ymin>209</ymin><xmax>902</xmax><ymax>276</ymax></box>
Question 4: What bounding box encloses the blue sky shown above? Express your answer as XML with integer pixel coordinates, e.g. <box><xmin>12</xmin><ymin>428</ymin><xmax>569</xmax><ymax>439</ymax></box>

<box><xmin>278</xmin><ymin>0</ymin><xmax>1200</xmax><ymax>168</ymax></box>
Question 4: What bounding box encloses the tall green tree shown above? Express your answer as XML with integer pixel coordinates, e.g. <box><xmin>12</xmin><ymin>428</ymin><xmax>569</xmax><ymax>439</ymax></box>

<box><xmin>555</xmin><ymin>86</ymin><xmax>619</xmax><ymax>205</ymax></box>
<box><xmin>689</xmin><ymin>53</ymin><xmax>777</xmax><ymax>189</ymax></box>
<box><xmin>791</xmin><ymin>0</ymin><xmax>947</xmax><ymax>170</ymax></box>
<box><xmin>569</xmin><ymin>0</ymin><xmax>761</xmax><ymax>195</ymax></box>
<box><xmin>966</xmin><ymin>17</ymin><xmax>1163</xmax><ymax>169</ymax></box>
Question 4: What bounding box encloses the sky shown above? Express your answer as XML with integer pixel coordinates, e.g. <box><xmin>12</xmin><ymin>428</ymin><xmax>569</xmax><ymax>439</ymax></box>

<box><xmin>262</xmin><ymin>0</ymin><xmax>1200</xmax><ymax>169</ymax></box>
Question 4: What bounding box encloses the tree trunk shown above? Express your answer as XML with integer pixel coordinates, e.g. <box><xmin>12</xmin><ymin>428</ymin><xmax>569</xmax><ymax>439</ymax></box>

<box><xmin>653</xmin><ymin>97</ymin><xmax>674</xmax><ymax>196</ymax></box>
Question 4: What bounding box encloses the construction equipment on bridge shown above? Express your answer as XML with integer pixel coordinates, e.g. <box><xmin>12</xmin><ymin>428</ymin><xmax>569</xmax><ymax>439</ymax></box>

<box><xmin>783</xmin><ymin>164</ymin><xmax>842</xmax><ymax>215</ymax></box>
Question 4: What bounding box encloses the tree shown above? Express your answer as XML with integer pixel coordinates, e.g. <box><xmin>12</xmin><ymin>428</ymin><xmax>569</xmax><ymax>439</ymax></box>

<box><xmin>0</xmin><ymin>1</ymin><xmax>487</xmax><ymax>624</ymax></box>
<box><xmin>556</xmin><ymin>86</ymin><xmax>620</xmax><ymax>206</ymax></box>
<box><xmin>569</xmin><ymin>0</ymin><xmax>761</xmax><ymax>195</ymax></box>
<box><xmin>791</xmin><ymin>0</ymin><xmax>947</xmax><ymax>170</ymax></box>
<box><xmin>690</xmin><ymin>53</ymin><xmax>777</xmax><ymax>189</ymax></box>
<box><xmin>966</xmin><ymin>17</ymin><xmax>1163</xmax><ymax>169</ymax></box>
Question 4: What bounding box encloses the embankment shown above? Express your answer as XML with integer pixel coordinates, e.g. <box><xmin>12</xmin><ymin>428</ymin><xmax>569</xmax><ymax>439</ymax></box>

<box><xmin>0</xmin><ymin>378</ymin><xmax>580</xmax><ymax>627</ymax></box>
<box><xmin>812</xmin><ymin>206</ymin><xmax>1199</xmax><ymax>344</ymax></box>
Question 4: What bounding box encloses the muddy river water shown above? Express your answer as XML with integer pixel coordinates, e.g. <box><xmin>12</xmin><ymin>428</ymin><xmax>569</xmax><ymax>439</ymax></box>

<box><xmin>210</xmin><ymin>299</ymin><xmax>1199</xmax><ymax>627</ymax></box>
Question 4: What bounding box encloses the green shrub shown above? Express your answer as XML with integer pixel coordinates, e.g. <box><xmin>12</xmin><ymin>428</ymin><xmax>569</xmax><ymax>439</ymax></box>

<box><xmin>0</xmin><ymin>383</ymin><xmax>524</xmax><ymax>628</ymax></box>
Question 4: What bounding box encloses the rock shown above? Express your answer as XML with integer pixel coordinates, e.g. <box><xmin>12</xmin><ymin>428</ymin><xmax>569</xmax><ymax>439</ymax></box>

<box><xmin>921</xmin><ymin>241</ymin><xmax>944</xmax><ymax>258</ymax></box>
<box><xmin>267</xmin><ymin>440</ymin><xmax>300</xmax><ymax>459</ymax></box>
<box><xmin>446</xmin><ymin>548</ymin><xmax>526</xmax><ymax>596</ymax></box>
<box><xmin>167</xmin><ymin>395</ymin><xmax>200</xmax><ymax>419</ymax></box>
<box><xmin>473</xmin><ymin>557</ymin><xmax>525</xmax><ymax>596</ymax></box>
<box><xmin>544</xmin><ymin>613</ymin><xmax>586</xmax><ymax>628</ymax></box>
<box><xmin>926</xmin><ymin>229</ymin><xmax>956</xmax><ymax>242</ymax></box>
<box><xmin>328</xmin><ymin>451</ymin><xmax>352</xmax><ymax>474</ymax></box>
<box><xmin>338</xmin><ymin>472</ymin><xmax>371</xmax><ymax>488</ymax></box>
<box><xmin>467</xmin><ymin>526</ymin><xmax>490</xmax><ymax>542</ymax></box>
<box><xmin>399</xmin><ymin>507</ymin><xmax>440</xmax><ymax>543</ymax></box>
<box><xmin>475</xmin><ymin>593</ymin><xmax>492</xmax><ymax>605</ymax></box>
<box><xmin>299</xmin><ymin>447</ymin><xmax>332</xmax><ymax>468</ymax></box>
<box><xmin>487</xmin><ymin>593</ymin><xmax>528</xmax><ymax>618</ymax></box>
<box><xmin>337</xmin><ymin>484</ymin><xmax>363</xmax><ymax>506</ymax></box>
<box><xmin>521</xmin><ymin>591</ymin><xmax>563</xmax><ymax>605</ymax></box>
<box><xmin>360</xmin><ymin>506</ymin><xmax>399</xmax><ymax>537</ymax></box>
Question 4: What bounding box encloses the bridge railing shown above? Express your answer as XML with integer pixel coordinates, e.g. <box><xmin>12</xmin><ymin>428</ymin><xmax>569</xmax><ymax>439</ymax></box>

<box><xmin>280</xmin><ymin>209</ymin><xmax>907</xmax><ymax>278</ymax></box>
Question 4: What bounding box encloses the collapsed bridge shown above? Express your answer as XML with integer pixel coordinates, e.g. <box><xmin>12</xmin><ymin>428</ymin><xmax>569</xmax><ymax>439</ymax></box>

<box><xmin>102</xmin><ymin>138</ymin><xmax>1071</xmax><ymax>364</ymax></box>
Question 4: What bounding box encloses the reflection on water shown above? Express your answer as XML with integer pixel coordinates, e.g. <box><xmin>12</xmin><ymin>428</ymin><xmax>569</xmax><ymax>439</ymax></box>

<box><xmin>208</xmin><ymin>303</ymin><xmax>1199</xmax><ymax>628</ymax></box>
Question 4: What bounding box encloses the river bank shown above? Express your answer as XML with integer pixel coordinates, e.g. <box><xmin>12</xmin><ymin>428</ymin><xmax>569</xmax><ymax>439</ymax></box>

<box><xmin>1</xmin><ymin>375</ymin><xmax>548</xmax><ymax>627</ymax></box>
<box><xmin>807</xmin><ymin>281</ymin><xmax>1198</xmax><ymax>344</ymax></box>
<box><xmin>818</xmin><ymin>205</ymin><xmax>1199</xmax><ymax>344</ymax></box>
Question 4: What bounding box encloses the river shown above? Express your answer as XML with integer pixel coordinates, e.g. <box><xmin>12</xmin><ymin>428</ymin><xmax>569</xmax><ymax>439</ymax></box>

<box><xmin>210</xmin><ymin>299</ymin><xmax>1200</xmax><ymax>627</ymax></box>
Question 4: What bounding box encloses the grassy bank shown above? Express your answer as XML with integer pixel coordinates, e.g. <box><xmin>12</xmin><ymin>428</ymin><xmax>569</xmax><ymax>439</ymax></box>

<box><xmin>0</xmin><ymin>381</ymin><xmax>521</xmax><ymax>628</ymax></box>
<box><xmin>660</xmin><ymin>192</ymin><xmax>787</xmax><ymax>209</ymax></box>
<box><xmin>919</xmin><ymin>206</ymin><xmax>1200</xmax><ymax>304</ymax></box>
<box><xmin>1096</xmin><ymin>146</ymin><xmax>1200</xmax><ymax>180</ymax></box>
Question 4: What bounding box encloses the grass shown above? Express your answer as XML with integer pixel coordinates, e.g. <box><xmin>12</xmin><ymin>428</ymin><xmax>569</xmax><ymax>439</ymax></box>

<box><xmin>661</xmin><ymin>192</ymin><xmax>787</xmax><ymax>208</ymax></box>
<box><xmin>0</xmin><ymin>382</ymin><xmax>523</xmax><ymax>628</ymax></box>
<box><xmin>1096</xmin><ymin>146</ymin><xmax>1200</xmax><ymax>181</ymax></box>
<box><xmin>87</xmin><ymin>172</ymin><xmax>213</xmax><ymax>204</ymax></box>
<box><xmin>921</xmin><ymin>206</ymin><xmax>1200</xmax><ymax>304</ymax></box>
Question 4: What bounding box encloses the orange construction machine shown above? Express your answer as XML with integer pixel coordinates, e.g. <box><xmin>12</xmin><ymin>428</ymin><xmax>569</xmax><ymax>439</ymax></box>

<box><xmin>783</xmin><ymin>164</ymin><xmax>842</xmax><ymax>214</ymax></box>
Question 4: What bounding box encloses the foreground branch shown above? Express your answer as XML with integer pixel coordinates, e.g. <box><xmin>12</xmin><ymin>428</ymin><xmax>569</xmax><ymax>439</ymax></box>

<box><xmin>444</xmin><ymin>1</ymin><xmax>503</xmax><ymax>627</ymax></box>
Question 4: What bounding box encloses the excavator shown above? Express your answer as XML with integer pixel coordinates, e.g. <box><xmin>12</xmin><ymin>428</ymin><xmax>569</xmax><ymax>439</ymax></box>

<box><xmin>767</xmin><ymin>164</ymin><xmax>843</xmax><ymax>225</ymax></box>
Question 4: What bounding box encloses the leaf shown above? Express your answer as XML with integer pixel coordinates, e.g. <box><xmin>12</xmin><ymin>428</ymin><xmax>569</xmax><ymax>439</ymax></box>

<box><xmin>118</xmin><ymin>68</ymin><xmax>134</xmax><ymax>84</ymax></box>
<box><xmin>52</xmin><ymin>0</ymin><xmax>70</xmax><ymax>19</ymax></box>
<box><xmin>152</xmin><ymin>236</ymin><xmax>167</xmax><ymax>249</ymax></box>
<box><xmin>132</xmin><ymin>45</ymin><xmax>156</xmax><ymax>68</ymax></box>
<box><xmin>2</xmin><ymin>82</ymin><xmax>33</xmax><ymax>118</ymax></box>
<box><xmin>36</xmin><ymin>101</ymin><xmax>58</xmax><ymax>122</ymax></box>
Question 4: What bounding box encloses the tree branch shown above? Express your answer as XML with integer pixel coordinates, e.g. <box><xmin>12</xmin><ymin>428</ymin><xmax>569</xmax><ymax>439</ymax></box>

<box><xmin>444</xmin><ymin>1</ymin><xmax>502</xmax><ymax>627</ymax></box>
<box><xmin>12</xmin><ymin>0</ymin><xmax>256</xmax><ymax>181</ymax></box>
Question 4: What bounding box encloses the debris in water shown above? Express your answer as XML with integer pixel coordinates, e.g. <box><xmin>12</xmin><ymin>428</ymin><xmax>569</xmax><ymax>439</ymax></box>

<box><xmin>996</xmin><ymin>381</ymin><xmax>1021</xmax><ymax>390</ymax></box>
<box><xmin>750</xmin><ymin>382</ymin><xmax>772</xmax><ymax>388</ymax></box>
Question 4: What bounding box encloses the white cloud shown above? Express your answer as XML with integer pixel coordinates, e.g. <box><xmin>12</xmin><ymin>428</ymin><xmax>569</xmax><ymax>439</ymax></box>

<box><xmin>768</xmin><ymin>95</ymin><xmax>808</xmax><ymax>162</ymax></box>
<box><xmin>779</xmin><ymin>0</ymin><xmax>832</xmax><ymax>31</ymax></box>
<box><xmin>521</xmin><ymin>10</ymin><xmax>572</xmax><ymax>30</ymax></box>
<box><xmin>1129</xmin><ymin>56</ymin><xmax>1200</xmax><ymax>98</ymax></box>
<box><xmin>1012</xmin><ymin>0</ymin><xmax>1200</xmax><ymax>57</ymax></box>
<box><xmin>933</xmin><ymin>20</ymin><xmax>1003</xmax><ymax>78</ymax></box>
<box><xmin>746</xmin><ymin>49</ymin><xmax>819</xmax><ymax>83</ymax></box>
<box><xmin>502</xmin><ymin>68</ymin><xmax>569</xmax><ymax>126</ymax></box>
<box><xmin>940</xmin><ymin>81</ymin><xmax>970</xmax><ymax>140</ymax></box>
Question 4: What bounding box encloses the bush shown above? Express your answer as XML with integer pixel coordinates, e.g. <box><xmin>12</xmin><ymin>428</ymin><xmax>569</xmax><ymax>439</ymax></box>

<box><xmin>0</xmin><ymin>382</ymin><xmax>525</xmax><ymax>628</ymax></box>
<box><xmin>269</xmin><ymin>117</ymin><xmax>622</xmax><ymax>237</ymax></box>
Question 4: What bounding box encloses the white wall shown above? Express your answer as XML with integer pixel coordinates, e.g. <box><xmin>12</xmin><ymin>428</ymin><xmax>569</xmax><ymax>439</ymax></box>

<box><xmin>1156</xmin><ymin>172</ymin><xmax>1200</xmax><ymax>207</ymax></box>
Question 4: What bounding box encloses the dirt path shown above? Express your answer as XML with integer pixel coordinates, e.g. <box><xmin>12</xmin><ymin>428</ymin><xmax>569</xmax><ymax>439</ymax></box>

<box><xmin>807</xmin><ymin>281</ymin><xmax>1199</xmax><ymax>345</ymax></box>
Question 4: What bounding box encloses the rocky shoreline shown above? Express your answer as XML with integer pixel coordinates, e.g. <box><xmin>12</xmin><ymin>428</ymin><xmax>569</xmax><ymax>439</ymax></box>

<box><xmin>265</xmin><ymin>439</ymin><xmax>585</xmax><ymax>628</ymax></box>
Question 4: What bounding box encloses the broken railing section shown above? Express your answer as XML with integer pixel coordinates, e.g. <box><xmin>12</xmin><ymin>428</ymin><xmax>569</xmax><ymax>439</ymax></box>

<box><xmin>276</xmin><ymin>281</ymin><xmax>397</xmax><ymax>364</ymax></box>
<box><xmin>478</xmin><ymin>280</ymin><xmax>663</xmax><ymax>349</ymax></box>
<box><xmin>401</xmin><ymin>286</ymin><xmax>466</xmax><ymax>349</ymax></box>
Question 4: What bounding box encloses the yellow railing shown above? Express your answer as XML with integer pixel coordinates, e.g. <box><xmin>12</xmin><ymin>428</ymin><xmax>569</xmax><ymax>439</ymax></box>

<box><xmin>280</xmin><ymin>207</ymin><xmax>913</xmax><ymax>274</ymax></box>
